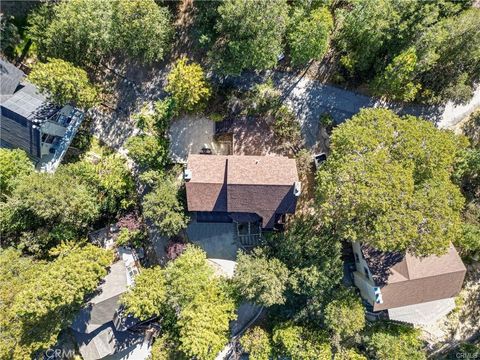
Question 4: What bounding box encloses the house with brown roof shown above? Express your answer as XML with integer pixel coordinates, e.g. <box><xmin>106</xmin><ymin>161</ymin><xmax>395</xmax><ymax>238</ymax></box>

<box><xmin>184</xmin><ymin>154</ymin><xmax>300</xmax><ymax>250</ymax></box>
<box><xmin>352</xmin><ymin>242</ymin><xmax>466</xmax><ymax>325</ymax></box>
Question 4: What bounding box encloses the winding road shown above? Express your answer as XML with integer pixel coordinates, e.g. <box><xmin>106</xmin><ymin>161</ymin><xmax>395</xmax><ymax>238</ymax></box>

<box><xmin>91</xmin><ymin>65</ymin><xmax>480</xmax><ymax>152</ymax></box>
<box><xmin>215</xmin><ymin>71</ymin><xmax>480</xmax><ymax>148</ymax></box>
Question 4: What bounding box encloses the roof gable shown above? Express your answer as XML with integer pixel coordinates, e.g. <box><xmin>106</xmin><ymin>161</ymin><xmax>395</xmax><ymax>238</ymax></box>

<box><xmin>360</xmin><ymin>244</ymin><xmax>467</xmax><ymax>310</ymax></box>
<box><xmin>186</xmin><ymin>155</ymin><xmax>299</xmax><ymax>227</ymax></box>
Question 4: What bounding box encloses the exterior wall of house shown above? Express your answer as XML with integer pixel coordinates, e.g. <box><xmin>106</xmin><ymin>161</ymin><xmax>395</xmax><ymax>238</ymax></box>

<box><xmin>352</xmin><ymin>242</ymin><xmax>378</xmax><ymax>305</ymax></box>
<box><xmin>37</xmin><ymin>106</ymin><xmax>85</xmax><ymax>172</ymax></box>
<box><xmin>387</xmin><ymin>297</ymin><xmax>456</xmax><ymax>325</ymax></box>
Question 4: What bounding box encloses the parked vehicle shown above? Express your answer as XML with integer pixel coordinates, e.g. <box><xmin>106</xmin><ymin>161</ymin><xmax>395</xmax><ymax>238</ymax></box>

<box><xmin>314</xmin><ymin>153</ymin><xmax>327</xmax><ymax>169</ymax></box>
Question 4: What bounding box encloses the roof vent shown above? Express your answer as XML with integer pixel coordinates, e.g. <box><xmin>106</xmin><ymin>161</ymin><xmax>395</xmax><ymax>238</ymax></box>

<box><xmin>294</xmin><ymin>181</ymin><xmax>301</xmax><ymax>197</ymax></box>
<box><xmin>184</xmin><ymin>169</ymin><xmax>192</xmax><ymax>181</ymax></box>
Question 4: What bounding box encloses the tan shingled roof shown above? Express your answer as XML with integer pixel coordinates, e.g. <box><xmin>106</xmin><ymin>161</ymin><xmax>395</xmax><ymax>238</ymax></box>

<box><xmin>361</xmin><ymin>244</ymin><xmax>467</xmax><ymax>311</ymax></box>
<box><xmin>227</xmin><ymin>155</ymin><xmax>298</xmax><ymax>185</ymax></box>
<box><xmin>185</xmin><ymin>155</ymin><xmax>299</xmax><ymax>228</ymax></box>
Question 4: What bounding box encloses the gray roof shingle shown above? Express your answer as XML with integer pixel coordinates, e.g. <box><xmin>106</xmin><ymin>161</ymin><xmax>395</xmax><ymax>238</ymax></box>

<box><xmin>0</xmin><ymin>58</ymin><xmax>24</xmax><ymax>95</ymax></box>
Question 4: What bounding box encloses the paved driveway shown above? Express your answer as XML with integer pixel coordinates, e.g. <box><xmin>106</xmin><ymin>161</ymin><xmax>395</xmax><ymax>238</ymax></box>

<box><xmin>186</xmin><ymin>221</ymin><xmax>238</xmax><ymax>261</ymax></box>
<box><xmin>215</xmin><ymin>71</ymin><xmax>480</xmax><ymax>148</ymax></box>
<box><xmin>168</xmin><ymin>115</ymin><xmax>216</xmax><ymax>163</ymax></box>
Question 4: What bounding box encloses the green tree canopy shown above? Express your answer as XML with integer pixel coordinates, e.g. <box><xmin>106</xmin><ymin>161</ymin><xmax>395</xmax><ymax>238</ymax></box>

<box><xmin>371</xmin><ymin>47</ymin><xmax>421</xmax><ymax>102</ymax></box>
<box><xmin>334</xmin><ymin>348</ymin><xmax>368</xmax><ymax>360</ymax></box>
<box><xmin>164</xmin><ymin>245</ymin><xmax>217</xmax><ymax>309</ymax></box>
<box><xmin>121</xmin><ymin>246</ymin><xmax>236</xmax><ymax>360</ymax></box>
<box><xmin>28</xmin><ymin>0</ymin><xmax>113</xmax><ymax>65</ymax></box>
<box><xmin>178</xmin><ymin>281</ymin><xmax>236</xmax><ymax>360</ymax></box>
<box><xmin>28</xmin><ymin>58</ymin><xmax>100</xmax><ymax>108</ymax></box>
<box><xmin>415</xmin><ymin>9</ymin><xmax>480</xmax><ymax>104</ymax></box>
<box><xmin>142</xmin><ymin>174</ymin><xmax>189</xmax><ymax>238</ymax></box>
<box><xmin>0</xmin><ymin>245</ymin><xmax>112</xmax><ymax>359</ymax></box>
<box><xmin>273</xmin><ymin>324</ymin><xmax>332</xmax><ymax>360</ymax></box>
<box><xmin>317</xmin><ymin>108</ymin><xmax>466</xmax><ymax>256</ymax></box>
<box><xmin>0</xmin><ymin>142</ymin><xmax>133</xmax><ymax>256</ymax></box>
<box><xmin>125</xmin><ymin>135</ymin><xmax>169</xmax><ymax>170</ymax></box>
<box><xmin>27</xmin><ymin>0</ymin><xmax>172</xmax><ymax>65</ymax></box>
<box><xmin>60</xmin><ymin>152</ymin><xmax>135</xmax><ymax>215</ymax></box>
<box><xmin>324</xmin><ymin>289</ymin><xmax>366</xmax><ymax>340</ymax></box>
<box><xmin>288</xmin><ymin>7</ymin><xmax>333</xmax><ymax>66</ymax></box>
<box><xmin>367</xmin><ymin>323</ymin><xmax>426</xmax><ymax>360</ymax></box>
<box><xmin>233</xmin><ymin>248</ymin><xmax>290</xmax><ymax>307</ymax></box>
<box><xmin>240</xmin><ymin>327</ymin><xmax>272</xmax><ymax>360</ymax></box>
<box><xmin>0</xmin><ymin>149</ymin><xmax>33</xmax><ymax>198</ymax></box>
<box><xmin>121</xmin><ymin>267</ymin><xmax>166</xmax><ymax>321</ymax></box>
<box><xmin>335</xmin><ymin>0</ymin><xmax>477</xmax><ymax>103</ymax></box>
<box><xmin>336</xmin><ymin>0</ymin><xmax>401</xmax><ymax>77</ymax></box>
<box><xmin>165</xmin><ymin>57</ymin><xmax>211</xmax><ymax>113</ymax></box>
<box><xmin>454</xmin><ymin>110</ymin><xmax>480</xmax><ymax>259</ymax></box>
<box><xmin>213</xmin><ymin>0</ymin><xmax>289</xmax><ymax>74</ymax></box>
<box><xmin>111</xmin><ymin>0</ymin><xmax>172</xmax><ymax>63</ymax></box>
<box><xmin>1</xmin><ymin>170</ymin><xmax>99</xmax><ymax>255</ymax></box>
<box><xmin>272</xmin><ymin>215</ymin><xmax>343</xmax><ymax>316</ymax></box>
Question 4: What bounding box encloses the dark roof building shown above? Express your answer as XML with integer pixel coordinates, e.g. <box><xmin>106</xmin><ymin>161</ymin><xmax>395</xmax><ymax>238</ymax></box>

<box><xmin>0</xmin><ymin>59</ymin><xmax>24</xmax><ymax>96</ymax></box>
<box><xmin>71</xmin><ymin>248</ymin><xmax>151</xmax><ymax>360</ymax></box>
<box><xmin>352</xmin><ymin>242</ymin><xmax>466</xmax><ymax>325</ymax></box>
<box><xmin>185</xmin><ymin>154</ymin><xmax>300</xmax><ymax>229</ymax></box>
<box><xmin>0</xmin><ymin>59</ymin><xmax>84</xmax><ymax>172</ymax></box>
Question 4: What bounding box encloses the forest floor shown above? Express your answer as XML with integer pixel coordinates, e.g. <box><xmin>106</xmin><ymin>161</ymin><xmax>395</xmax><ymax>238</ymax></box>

<box><xmin>423</xmin><ymin>263</ymin><xmax>480</xmax><ymax>357</ymax></box>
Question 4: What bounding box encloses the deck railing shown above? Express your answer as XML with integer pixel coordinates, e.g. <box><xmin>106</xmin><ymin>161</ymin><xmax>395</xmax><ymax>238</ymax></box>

<box><xmin>237</xmin><ymin>233</ymin><xmax>262</xmax><ymax>249</ymax></box>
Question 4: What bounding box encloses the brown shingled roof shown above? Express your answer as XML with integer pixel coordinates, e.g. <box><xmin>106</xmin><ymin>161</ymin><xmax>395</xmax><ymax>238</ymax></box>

<box><xmin>361</xmin><ymin>244</ymin><xmax>466</xmax><ymax>311</ymax></box>
<box><xmin>185</xmin><ymin>155</ymin><xmax>299</xmax><ymax>228</ymax></box>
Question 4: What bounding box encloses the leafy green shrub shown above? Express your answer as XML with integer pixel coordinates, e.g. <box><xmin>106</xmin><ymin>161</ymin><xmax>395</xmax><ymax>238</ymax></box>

<box><xmin>240</xmin><ymin>327</ymin><xmax>272</xmax><ymax>360</ymax></box>
<box><xmin>61</xmin><ymin>153</ymin><xmax>135</xmax><ymax>214</ymax></box>
<box><xmin>245</xmin><ymin>79</ymin><xmax>281</xmax><ymax>116</ymax></box>
<box><xmin>125</xmin><ymin>135</ymin><xmax>169</xmax><ymax>169</ymax></box>
<box><xmin>273</xmin><ymin>324</ymin><xmax>332</xmax><ymax>360</ymax></box>
<box><xmin>457</xmin><ymin>222</ymin><xmax>480</xmax><ymax>260</ymax></box>
<box><xmin>209</xmin><ymin>112</ymin><xmax>224</xmax><ymax>122</ymax></box>
<box><xmin>116</xmin><ymin>228</ymin><xmax>144</xmax><ymax>248</ymax></box>
<box><xmin>166</xmin><ymin>57</ymin><xmax>211</xmax><ymax>114</ymax></box>
<box><xmin>134</xmin><ymin>98</ymin><xmax>175</xmax><ymax>135</ymax></box>
<box><xmin>233</xmin><ymin>248</ymin><xmax>289</xmax><ymax>307</ymax></box>
<box><xmin>142</xmin><ymin>174</ymin><xmax>189</xmax><ymax>238</ymax></box>
<box><xmin>28</xmin><ymin>58</ymin><xmax>100</xmax><ymax>108</ymax></box>
<box><xmin>367</xmin><ymin>323</ymin><xmax>426</xmax><ymax>360</ymax></box>
<box><xmin>371</xmin><ymin>48</ymin><xmax>421</xmax><ymax>102</ymax></box>
<box><xmin>272</xmin><ymin>105</ymin><xmax>302</xmax><ymax>145</ymax></box>
<box><xmin>0</xmin><ymin>148</ymin><xmax>33</xmax><ymax>198</ymax></box>
<box><xmin>288</xmin><ymin>7</ymin><xmax>333</xmax><ymax>66</ymax></box>
<box><xmin>324</xmin><ymin>289</ymin><xmax>366</xmax><ymax>340</ymax></box>
<box><xmin>334</xmin><ymin>348</ymin><xmax>367</xmax><ymax>360</ymax></box>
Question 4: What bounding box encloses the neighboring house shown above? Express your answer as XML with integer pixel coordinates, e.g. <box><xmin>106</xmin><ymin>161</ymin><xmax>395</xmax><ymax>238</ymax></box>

<box><xmin>0</xmin><ymin>59</ymin><xmax>84</xmax><ymax>172</ymax></box>
<box><xmin>352</xmin><ymin>242</ymin><xmax>466</xmax><ymax>325</ymax></box>
<box><xmin>185</xmin><ymin>154</ymin><xmax>300</xmax><ymax>247</ymax></box>
<box><xmin>71</xmin><ymin>248</ymin><xmax>151</xmax><ymax>360</ymax></box>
